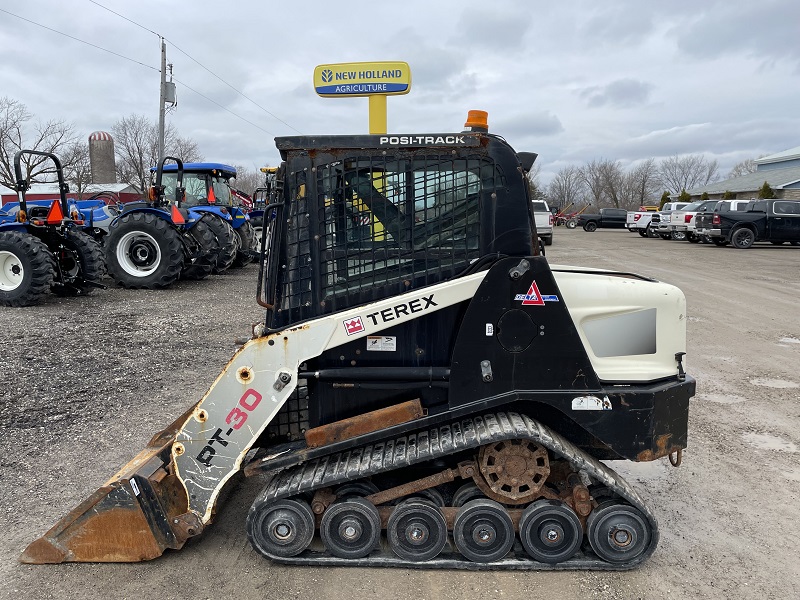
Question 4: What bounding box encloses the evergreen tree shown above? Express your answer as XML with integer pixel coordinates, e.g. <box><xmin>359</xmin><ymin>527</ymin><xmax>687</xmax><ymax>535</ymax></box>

<box><xmin>758</xmin><ymin>181</ymin><xmax>775</xmax><ymax>199</ymax></box>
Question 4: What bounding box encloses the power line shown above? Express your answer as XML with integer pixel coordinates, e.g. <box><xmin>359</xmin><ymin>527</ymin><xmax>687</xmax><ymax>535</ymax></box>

<box><xmin>88</xmin><ymin>0</ymin><xmax>302</xmax><ymax>134</ymax></box>
<box><xmin>172</xmin><ymin>77</ymin><xmax>276</xmax><ymax>136</ymax></box>
<box><xmin>166</xmin><ymin>40</ymin><xmax>302</xmax><ymax>134</ymax></box>
<box><xmin>0</xmin><ymin>7</ymin><xmax>158</xmax><ymax>72</ymax></box>
<box><xmin>0</xmin><ymin>6</ymin><xmax>291</xmax><ymax>137</ymax></box>
<box><xmin>87</xmin><ymin>0</ymin><xmax>159</xmax><ymax>38</ymax></box>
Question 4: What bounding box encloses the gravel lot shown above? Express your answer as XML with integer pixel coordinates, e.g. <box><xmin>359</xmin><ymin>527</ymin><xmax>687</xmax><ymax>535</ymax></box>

<box><xmin>2</xmin><ymin>229</ymin><xmax>799</xmax><ymax>600</ymax></box>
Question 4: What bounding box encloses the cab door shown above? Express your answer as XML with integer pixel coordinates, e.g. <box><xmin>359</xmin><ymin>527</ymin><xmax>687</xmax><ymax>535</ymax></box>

<box><xmin>769</xmin><ymin>201</ymin><xmax>800</xmax><ymax>241</ymax></box>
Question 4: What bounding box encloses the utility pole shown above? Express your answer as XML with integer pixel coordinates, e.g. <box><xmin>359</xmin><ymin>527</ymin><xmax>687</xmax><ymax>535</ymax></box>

<box><xmin>157</xmin><ymin>37</ymin><xmax>167</xmax><ymax>167</ymax></box>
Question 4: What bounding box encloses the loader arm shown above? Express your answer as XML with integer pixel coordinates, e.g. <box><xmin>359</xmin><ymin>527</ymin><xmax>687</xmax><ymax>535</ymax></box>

<box><xmin>22</xmin><ymin>271</ymin><xmax>486</xmax><ymax>563</ymax></box>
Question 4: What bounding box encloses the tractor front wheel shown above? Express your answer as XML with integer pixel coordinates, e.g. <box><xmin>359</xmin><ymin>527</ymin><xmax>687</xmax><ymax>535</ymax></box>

<box><xmin>0</xmin><ymin>230</ymin><xmax>55</xmax><ymax>307</ymax></box>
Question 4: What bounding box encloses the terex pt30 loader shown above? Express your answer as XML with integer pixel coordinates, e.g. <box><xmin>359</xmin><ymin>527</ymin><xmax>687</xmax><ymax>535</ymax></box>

<box><xmin>23</xmin><ymin>112</ymin><xmax>695</xmax><ymax>569</ymax></box>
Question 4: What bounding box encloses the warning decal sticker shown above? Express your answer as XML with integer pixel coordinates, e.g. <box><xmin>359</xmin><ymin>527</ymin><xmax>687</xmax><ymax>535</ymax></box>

<box><xmin>514</xmin><ymin>281</ymin><xmax>559</xmax><ymax>306</ymax></box>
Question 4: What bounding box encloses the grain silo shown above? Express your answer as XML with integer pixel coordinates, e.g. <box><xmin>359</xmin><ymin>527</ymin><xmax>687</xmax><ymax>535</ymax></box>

<box><xmin>89</xmin><ymin>131</ymin><xmax>117</xmax><ymax>184</ymax></box>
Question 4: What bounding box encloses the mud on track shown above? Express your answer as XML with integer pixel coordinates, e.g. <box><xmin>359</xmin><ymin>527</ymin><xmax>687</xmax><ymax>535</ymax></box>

<box><xmin>2</xmin><ymin>230</ymin><xmax>798</xmax><ymax>599</ymax></box>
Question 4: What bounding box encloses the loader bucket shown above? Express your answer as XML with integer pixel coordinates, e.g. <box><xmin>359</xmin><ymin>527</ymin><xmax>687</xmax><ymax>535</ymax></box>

<box><xmin>20</xmin><ymin>407</ymin><xmax>201</xmax><ymax>564</ymax></box>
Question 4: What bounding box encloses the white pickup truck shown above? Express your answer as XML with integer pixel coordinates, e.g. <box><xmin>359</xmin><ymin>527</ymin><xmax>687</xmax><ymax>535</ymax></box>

<box><xmin>533</xmin><ymin>200</ymin><xmax>554</xmax><ymax>245</ymax></box>
<box><xmin>651</xmin><ymin>202</ymin><xmax>691</xmax><ymax>239</ymax></box>
<box><xmin>668</xmin><ymin>200</ymin><xmax>719</xmax><ymax>242</ymax></box>
<box><xmin>625</xmin><ymin>206</ymin><xmax>659</xmax><ymax>237</ymax></box>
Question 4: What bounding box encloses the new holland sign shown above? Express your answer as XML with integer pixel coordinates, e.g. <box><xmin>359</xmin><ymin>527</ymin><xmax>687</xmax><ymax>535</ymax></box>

<box><xmin>314</xmin><ymin>61</ymin><xmax>411</xmax><ymax>97</ymax></box>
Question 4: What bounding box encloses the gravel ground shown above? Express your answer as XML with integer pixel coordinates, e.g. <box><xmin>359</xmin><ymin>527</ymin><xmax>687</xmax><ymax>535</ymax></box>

<box><xmin>2</xmin><ymin>229</ymin><xmax>799</xmax><ymax>600</ymax></box>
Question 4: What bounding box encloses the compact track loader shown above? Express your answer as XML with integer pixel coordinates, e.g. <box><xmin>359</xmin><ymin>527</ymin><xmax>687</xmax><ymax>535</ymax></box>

<box><xmin>22</xmin><ymin>111</ymin><xmax>695</xmax><ymax>569</ymax></box>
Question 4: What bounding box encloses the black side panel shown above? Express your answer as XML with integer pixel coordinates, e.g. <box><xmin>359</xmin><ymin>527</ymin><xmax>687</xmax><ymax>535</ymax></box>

<box><xmin>448</xmin><ymin>256</ymin><xmax>601</xmax><ymax>403</ymax></box>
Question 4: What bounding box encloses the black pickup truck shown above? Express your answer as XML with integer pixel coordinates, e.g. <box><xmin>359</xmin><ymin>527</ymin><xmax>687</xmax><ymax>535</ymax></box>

<box><xmin>705</xmin><ymin>199</ymin><xmax>800</xmax><ymax>248</ymax></box>
<box><xmin>576</xmin><ymin>207</ymin><xmax>627</xmax><ymax>231</ymax></box>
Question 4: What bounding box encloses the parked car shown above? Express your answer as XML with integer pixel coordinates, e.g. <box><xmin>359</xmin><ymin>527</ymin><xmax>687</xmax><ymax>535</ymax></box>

<box><xmin>706</xmin><ymin>199</ymin><xmax>800</xmax><ymax>248</ymax></box>
<box><xmin>576</xmin><ymin>207</ymin><xmax>627</xmax><ymax>231</ymax></box>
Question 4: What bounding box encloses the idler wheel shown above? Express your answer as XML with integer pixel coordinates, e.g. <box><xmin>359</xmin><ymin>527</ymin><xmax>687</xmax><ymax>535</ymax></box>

<box><xmin>247</xmin><ymin>498</ymin><xmax>315</xmax><ymax>558</ymax></box>
<box><xmin>587</xmin><ymin>501</ymin><xmax>652</xmax><ymax>564</ymax></box>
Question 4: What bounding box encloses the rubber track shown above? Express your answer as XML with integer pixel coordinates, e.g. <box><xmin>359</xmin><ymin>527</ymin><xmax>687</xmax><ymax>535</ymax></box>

<box><xmin>250</xmin><ymin>412</ymin><xmax>659</xmax><ymax>570</ymax></box>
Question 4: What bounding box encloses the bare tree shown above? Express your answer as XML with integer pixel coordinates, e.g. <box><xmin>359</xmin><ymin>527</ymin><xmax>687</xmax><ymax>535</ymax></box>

<box><xmin>112</xmin><ymin>114</ymin><xmax>203</xmax><ymax>193</ymax></box>
<box><xmin>627</xmin><ymin>158</ymin><xmax>660</xmax><ymax>207</ymax></box>
<box><xmin>61</xmin><ymin>141</ymin><xmax>92</xmax><ymax>199</ymax></box>
<box><xmin>598</xmin><ymin>160</ymin><xmax>627</xmax><ymax>208</ymax></box>
<box><xmin>526</xmin><ymin>162</ymin><xmax>546</xmax><ymax>200</ymax></box>
<box><xmin>581</xmin><ymin>159</ymin><xmax>609</xmax><ymax>206</ymax></box>
<box><xmin>728</xmin><ymin>157</ymin><xmax>759</xmax><ymax>179</ymax></box>
<box><xmin>658</xmin><ymin>154</ymin><xmax>719</xmax><ymax>194</ymax></box>
<box><xmin>231</xmin><ymin>164</ymin><xmax>265</xmax><ymax>196</ymax></box>
<box><xmin>547</xmin><ymin>165</ymin><xmax>586</xmax><ymax>211</ymax></box>
<box><xmin>0</xmin><ymin>96</ymin><xmax>79</xmax><ymax>189</ymax></box>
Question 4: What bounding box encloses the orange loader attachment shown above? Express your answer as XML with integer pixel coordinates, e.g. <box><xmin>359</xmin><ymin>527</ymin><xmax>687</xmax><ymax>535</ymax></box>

<box><xmin>20</xmin><ymin>406</ymin><xmax>201</xmax><ymax>563</ymax></box>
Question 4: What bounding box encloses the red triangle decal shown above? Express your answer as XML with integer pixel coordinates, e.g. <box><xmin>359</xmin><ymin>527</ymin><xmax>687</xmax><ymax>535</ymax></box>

<box><xmin>521</xmin><ymin>281</ymin><xmax>545</xmax><ymax>305</ymax></box>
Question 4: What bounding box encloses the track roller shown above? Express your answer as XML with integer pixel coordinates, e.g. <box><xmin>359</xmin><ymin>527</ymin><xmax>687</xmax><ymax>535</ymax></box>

<box><xmin>386</xmin><ymin>499</ymin><xmax>448</xmax><ymax>562</ymax></box>
<box><xmin>452</xmin><ymin>498</ymin><xmax>515</xmax><ymax>563</ymax></box>
<box><xmin>519</xmin><ymin>499</ymin><xmax>583</xmax><ymax>564</ymax></box>
<box><xmin>320</xmin><ymin>497</ymin><xmax>381</xmax><ymax>559</ymax></box>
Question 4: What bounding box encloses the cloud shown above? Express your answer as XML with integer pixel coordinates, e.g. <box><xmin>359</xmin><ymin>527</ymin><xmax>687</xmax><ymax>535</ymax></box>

<box><xmin>579</xmin><ymin>79</ymin><xmax>655</xmax><ymax>108</ymax></box>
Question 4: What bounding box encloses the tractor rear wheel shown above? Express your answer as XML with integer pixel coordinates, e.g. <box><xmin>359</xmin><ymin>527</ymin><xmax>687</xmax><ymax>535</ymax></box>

<box><xmin>232</xmin><ymin>221</ymin><xmax>254</xmax><ymax>267</ymax></box>
<box><xmin>182</xmin><ymin>220</ymin><xmax>218</xmax><ymax>280</ymax></box>
<box><xmin>204</xmin><ymin>216</ymin><xmax>237</xmax><ymax>273</ymax></box>
<box><xmin>0</xmin><ymin>231</ymin><xmax>55</xmax><ymax>307</ymax></box>
<box><xmin>52</xmin><ymin>229</ymin><xmax>106</xmax><ymax>296</ymax></box>
<box><xmin>105</xmin><ymin>212</ymin><xmax>184</xmax><ymax>289</ymax></box>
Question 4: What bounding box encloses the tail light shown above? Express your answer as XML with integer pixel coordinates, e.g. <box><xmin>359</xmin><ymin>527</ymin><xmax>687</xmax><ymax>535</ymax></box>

<box><xmin>712</xmin><ymin>214</ymin><xmax>720</xmax><ymax>225</ymax></box>
<box><xmin>549</xmin><ymin>214</ymin><xmax>554</xmax><ymax>225</ymax></box>
<box><xmin>634</xmin><ymin>214</ymin><xmax>641</xmax><ymax>222</ymax></box>
<box><xmin>685</xmin><ymin>214</ymin><xmax>692</xmax><ymax>223</ymax></box>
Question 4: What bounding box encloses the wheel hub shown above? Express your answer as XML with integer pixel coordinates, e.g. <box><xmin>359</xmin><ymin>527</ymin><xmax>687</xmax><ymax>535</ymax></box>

<box><xmin>0</xmin><ymin>250</ymin><xmax>24</xmax><ymax>291</ymax></box>
<box><xmin>273</xmin><ymin>522</ymin><xmax>292</xmax><ymax>541</ymax></box>
<box><xmin>543</xmin><ymin>523</ymin><xmax>564</xmax><ymax>544</ymax></box>
<box><xmin>339</xmin><ymin>518</ymin><xmax>362</xmax><ymax>541</ymax></box>
<box><xmin>130</xmin><ymin>240</ymin><xmax>157</xmax><ymax>267</ymax></box>
<box><xmin>473</xmin><ymin>523</ymin><xmax>497</xmax><ymax>546</ymax></box>
<box><xmin>406</xmin><ymin>522</ymin><xmax>429</xmax><ymax>544</ymax></box>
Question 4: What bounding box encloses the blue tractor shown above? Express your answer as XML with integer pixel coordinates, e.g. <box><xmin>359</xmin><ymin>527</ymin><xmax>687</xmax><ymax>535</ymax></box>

<box><xmin>103</xmin><ymin>157</ymin><xmax>219</xmax><ymax>289</ymax></box>
<box><xmin>158</xmin><ymin>162</ymin><xmax>255</xmax><ymax>269</ymax></box>
<box><xmin>0</xmin><ymin>150</ymin><xmax>106</xmax><ymax>306</ymax></box>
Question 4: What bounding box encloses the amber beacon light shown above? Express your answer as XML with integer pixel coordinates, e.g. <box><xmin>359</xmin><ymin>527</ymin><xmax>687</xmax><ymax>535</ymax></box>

<box><xmin>464</xmin><ymin>110</ymin><xmax>489</xmax><ymax>132</ymax></box>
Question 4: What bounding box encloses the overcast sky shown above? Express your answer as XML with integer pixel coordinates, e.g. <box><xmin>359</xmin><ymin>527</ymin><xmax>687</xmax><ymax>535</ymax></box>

<box><xmin>1</xmin><ymin>0</ymin><xmax>799</xmax><ymax>193</ymax></box>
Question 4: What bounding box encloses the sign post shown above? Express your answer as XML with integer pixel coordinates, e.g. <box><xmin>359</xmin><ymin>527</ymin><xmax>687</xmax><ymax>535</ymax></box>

<box><xmin>313</xmin><ymin>61</ymin><xmax>411</xmax><ymax>134</ymax></box>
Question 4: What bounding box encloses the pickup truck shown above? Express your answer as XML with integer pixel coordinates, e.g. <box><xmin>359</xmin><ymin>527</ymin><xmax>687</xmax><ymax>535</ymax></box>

<box><xmin>668</xmin><ymin>200</ymin><xmax>719</xmax><ymax>242</ymax></box>
<box><xmin>626</xmin><ymin>207</ymin><xmax>659</xmax><ymax>237</ymax></box>
<box><xmin>576</xmin><ymin>207</ymin><xmax>627</xmax><ymax>231</ymax></box>
<box><xmin>706</xmin><ymin>199</ymin><xmax>800</xmax><ymax>248</ymax></box>
<box><xmin>532</xmin><ymin>200</ymin><xmax>554</xmax><ymax>245</ymax></box>
<box><xmin>651</xmin><ymin>202</ymin><xmax>690</xmax><ymax>239</ymax></box>
<box><xmin>694</xmin><ymin>200</ymin><xmax>751</xmax><ymax>246</ymax></box>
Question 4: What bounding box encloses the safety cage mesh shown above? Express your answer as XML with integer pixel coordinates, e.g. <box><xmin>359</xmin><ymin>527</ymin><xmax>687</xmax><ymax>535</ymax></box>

<box><xmin>275</xmin><ymin>152</ymin><xmax>504</xmax><ymax>323</ymax></box>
